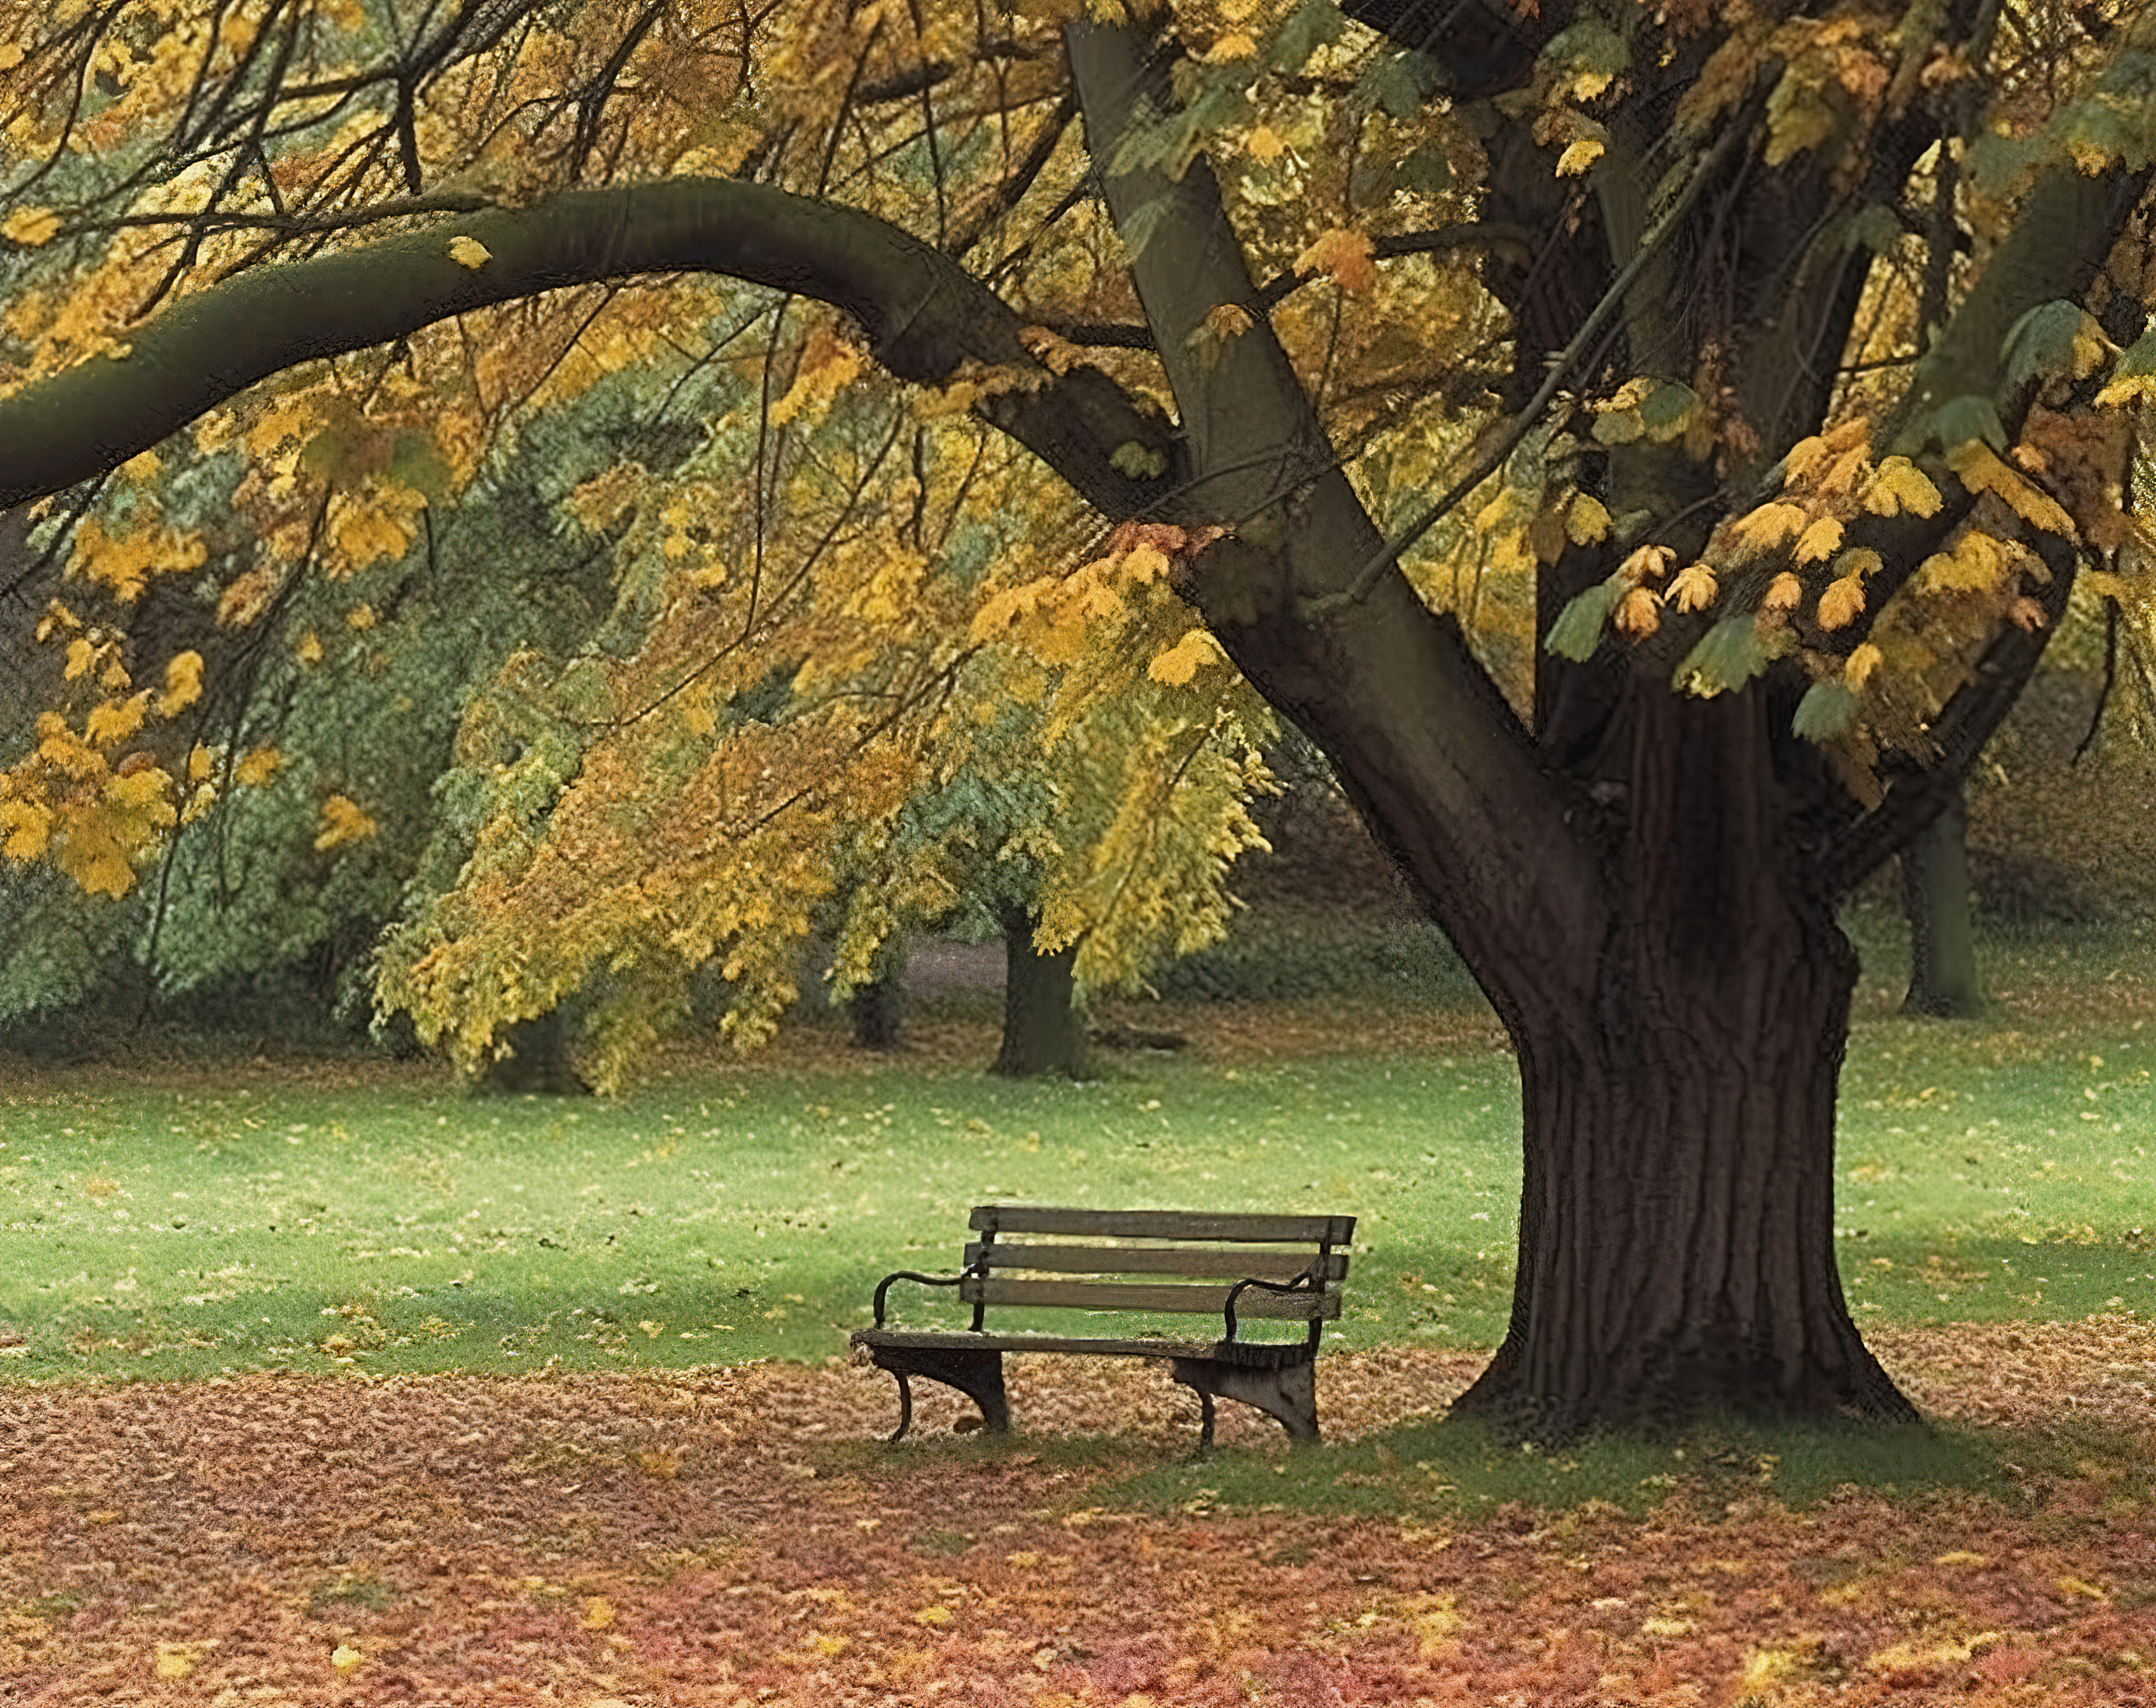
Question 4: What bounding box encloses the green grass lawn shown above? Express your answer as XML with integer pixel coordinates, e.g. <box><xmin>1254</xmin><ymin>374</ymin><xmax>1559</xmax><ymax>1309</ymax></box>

<box><xmin>0</xmin><ymin>916</ymin><xmax>2149</xmax><ymax>1385</ymax></box>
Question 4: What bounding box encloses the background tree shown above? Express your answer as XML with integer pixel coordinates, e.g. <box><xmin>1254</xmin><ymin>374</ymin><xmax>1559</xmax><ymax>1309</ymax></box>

<box><xmin>2</xmin><ymin>0</ymin><xmax>2154</xmax><ymax>1437</ymax></box>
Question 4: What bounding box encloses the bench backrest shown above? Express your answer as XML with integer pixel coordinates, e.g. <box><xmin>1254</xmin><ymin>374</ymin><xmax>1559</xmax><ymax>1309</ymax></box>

<box><xmin>960</xmin><ymin>1204</ymin><xmax>1354</xmax><ymax>1338</ymax></box>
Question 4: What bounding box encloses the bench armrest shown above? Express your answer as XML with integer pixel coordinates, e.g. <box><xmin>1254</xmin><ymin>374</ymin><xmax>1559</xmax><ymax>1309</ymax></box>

<box><xmin>870</xmin><ymin>1259</ymin><xmax>987</xmax><ymax>1328</ymax></box>
<box><xmin>1223</xmin><ymin>1265</ymin><xmax>1326</xmax><ymax>1348</ymax></box>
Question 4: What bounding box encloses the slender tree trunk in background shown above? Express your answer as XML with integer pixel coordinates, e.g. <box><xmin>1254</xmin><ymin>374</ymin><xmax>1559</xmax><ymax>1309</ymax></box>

<box><xmin>991</xmin><ymin>903</ymin><xmax>1086</xmax><ymax>1078</ymax></box>
<box><xmin>849</xmin><ymin>937</ymin><xmax>907</xmax><ymax>1051</ymax></box>
<box><xmin>1899</xmin><ymin>782</ymin><xmax>1985</xmax><ymax>1017</ymax></box>
<box><xmin>473</xmin><ymin>1012</ymin><xmax>589</xmax><ymax>1096</ymax></box>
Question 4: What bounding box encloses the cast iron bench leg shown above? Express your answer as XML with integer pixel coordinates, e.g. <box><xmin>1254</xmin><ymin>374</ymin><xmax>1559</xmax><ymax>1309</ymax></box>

<box><xmin>868</xmin><ymin>1345</ymin><xmax>1010</xmax><ymax>1440</ymax></box>
<box><xmin>1169</xmin><ymin>1356</ymin><xmax>1320</xmax><ymax>1446</ymax></box>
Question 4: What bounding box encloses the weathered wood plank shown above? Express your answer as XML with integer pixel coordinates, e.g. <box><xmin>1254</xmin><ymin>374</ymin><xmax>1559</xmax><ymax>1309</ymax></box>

<box><xmin>962</xmin><ymin>1242</ymin><xmax>1349</xmax><ymax>1281</ymax></box>
<box><xmin>959</xmin><ymin>1277</ymin><xmax>1342</xmax><ymax>1318</ymax></box>
<box><xmin>853</xmin><ymin>1329</ymin><xmax>1316</xmax><ymax>1366</ymax></box>
<box><xmin>968</xmin><ymin>1205</ymin><xmax>1355</xmax><ymax>1245</ymax></box>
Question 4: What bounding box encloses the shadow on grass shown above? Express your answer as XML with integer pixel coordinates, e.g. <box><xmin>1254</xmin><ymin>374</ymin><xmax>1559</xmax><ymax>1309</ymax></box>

<box><xmin>1085</xmin><ymin>1408</ymin><xmax>2126</xmax><ymax>1524</ymax></box>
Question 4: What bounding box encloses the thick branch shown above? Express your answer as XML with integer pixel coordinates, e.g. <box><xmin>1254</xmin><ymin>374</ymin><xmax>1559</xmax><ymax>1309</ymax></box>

<box><xmin>1879</xmin><ymin>163</ymin><xmax>2152</xmax><ymax>455</ymax></box>
<box><xmin>1066</xmin><ymin>21</ymin><xmax>1604</xmax><ymax>1020</ymax></box>
<box><xmin>0</xmin><ymin>177</ymin><xmax>1176</xmax><ymax>520</ymax></box>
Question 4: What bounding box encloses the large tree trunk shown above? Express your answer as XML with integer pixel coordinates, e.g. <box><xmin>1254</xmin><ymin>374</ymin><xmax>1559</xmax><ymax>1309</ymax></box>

<box><xmin>1451</xmin><ymin>690</ymin><xmax>1918</xmax><ymax>1438</ymax></box>
<box><xmin>1899</xmin><ymin>782</ymin><xmax>1985</xmax><ymax>1018</ymax></box>
<box><xmin>991</xmin><ymin>904</ymin><xmax>1087</xmax><ymax>1078</ymax></box>
<box><xmin>1456</xmin><ymin>909</ymin><xmax>1914</xmax><ymax>1436</ymax></box>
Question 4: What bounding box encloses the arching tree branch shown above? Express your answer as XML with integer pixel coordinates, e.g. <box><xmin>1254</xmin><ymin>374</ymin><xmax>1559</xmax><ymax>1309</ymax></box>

<box><xmin>0</xmin><ymin>177</ymin><xmax>1177</xmax><ymax>520</ymax></box>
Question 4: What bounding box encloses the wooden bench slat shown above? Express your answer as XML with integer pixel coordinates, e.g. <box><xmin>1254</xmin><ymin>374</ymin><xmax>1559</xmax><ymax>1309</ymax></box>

<box><xmin>854</xmin><ymin>1328</ymin><xmax>1221</xmax><ymax>1359</ymax></box>
<box><xmin>969</xmin><ymin>1205</ymin><xmax>1355</xmax><ymax>1245</ymax></box>
<box><xmin>854</xmin><ymin>1329</ymin><xmax>1315</xmax><ymax>1369</ymax></box>
<box><xmin>963</xmin><ymin>1241</ymin><xmax>1349</xmax><ymax>1282</ymax></box>
<box><xmin>961</xmin><ymin>1277</ymin><xmax>1342</xmax><ymax>1318</ymax></box>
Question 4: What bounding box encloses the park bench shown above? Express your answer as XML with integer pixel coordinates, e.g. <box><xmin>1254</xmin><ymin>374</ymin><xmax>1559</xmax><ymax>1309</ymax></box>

<box><xmin>851</xmin><ymin>1204</ymin><xmax>1355</xmax><ymax>1448</ymax></box>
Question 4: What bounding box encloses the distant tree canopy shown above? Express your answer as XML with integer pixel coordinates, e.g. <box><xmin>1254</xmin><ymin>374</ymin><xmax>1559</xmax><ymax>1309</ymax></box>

<box><xmin>0</xmin><ymin>0</ymin><xmax>2152</xmax><ymax>1435</ymax></box>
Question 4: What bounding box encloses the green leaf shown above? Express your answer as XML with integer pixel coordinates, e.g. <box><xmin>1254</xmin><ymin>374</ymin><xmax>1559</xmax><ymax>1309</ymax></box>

<box><xmin>1844</xmin><ymin>204</ymin><xmax>1904</xmax><ymax>256</ymax></box>
<box><xmin>1537</xmin><ymin>18</ymin><xmax>1628</xmax><ymax>97</ymax></box>
<box><xmin>1922</xmin><ymin>394</ymin><xmax>2008</xmax><ymax>454</ymax></box>
<box><xmin>2001</xmin><ymin>300</ymin><xmax>2083</xmax><ymax>392</ymax></box>
<box><xmin>1792</xmin><ymin>679</ymin><xmax>1860</xmax><ymax>743</ymax></box>
<box><xmin>1360</xmin><ymin>53</ymin><xmax>1428</xmax><ymax>120</ymax></box>
<box><xmin>1674</xmin><ymin>616</ymin><xmax>1781</xmax><ymax>697</ymax></box>
<box><xmin>1117</xmin><ymin>194</ymin><xmax>1175</xmax><ymax>259</ymax></box>
<box><xmin>1637</xmin><ymin>381</ymin><xmax>1701</xmax><ymax>442</ymax></box>
<box><xmin>1544</xmin><ymin>579</ymin><xmax>1620</xmax><ymax>662</ymax></box>
<box><xmin>1964</xmin><ymin>130</ymin><xmax>2043</xmax><ymax>195</ymax></box>
<box><xmin>1270</xmin><ymin>0</ymin><xmax>1343</xmax><ymax>73</ymax></box>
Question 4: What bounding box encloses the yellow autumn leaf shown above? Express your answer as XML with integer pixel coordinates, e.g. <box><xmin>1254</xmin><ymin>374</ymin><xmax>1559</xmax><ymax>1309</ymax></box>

<box><xmin>1760</xmin><ymin>571</ymin><xmax>1803</xmax><ymax>612</ymax></box>
<box><xmin>1556</xmin><ymin>137</ymin><xmax>1605</xmax><ymax>176</ymax></box>
<box><xmin>1202</xmin><ymin>302</ymin><xmax>1253</xmax><ymax>343</ymax></box>
<box><xmin>1818</xmin><ymin>446</ymin><xmax>1871</xmax><ymax>496</ymax></box>
<box><xmin>1293</xmin><ymin>228</ymin><xmax>1376</xmax><ymax>294</ymax></box>
<box><xmin>1946</xmin><ymin>441</ymin><xmax>2075</xmax><ymax>536</ymax></box>
<box><xmin>1844</xmin><ymin>642</ymin><xmax>1884</xmax><ymax>688</ymax></box>
<box><xmin>448</xmin><ymin>234</ymin><xmax>491</xmax><ymax>269</ymax></box>
<box><xmin>121</xmin><ymin>448</ymin><xmax>162</xmax><ymax>483</ymax></box>
<box><xmin>1243</xmin><ymin>124</ymin><xmax>1285</xmax><ymax>163</ymax></box>
<box><xmin>158</xmin><ymin>651</ymin><xmax>204</xmax><ymax>716</ymax></box>
<box><xmin>771</xmin><ymin>323</ymin><xmax>866</xmax><ymax>425</ymax></box>
<box><xmin>61</xmin><ymin>836</ymin><xmax>136</xmax><ymax>899</ymax></box>
<box><xmin>580</xmin><ymin>1596</ymin><xmax>615</xmax><ymax>1630</ymax></box>
<box><xmin>1918</xmin><ymin>529</ymin><xmax>2008</xmax><ymax>593</ymax></box>
<box><xmin>0</xmin><ymin>799</ymin><xmax>53</xmax><ymax>860</ymax></box>
<box><xmin>1781</xmin><ymin>434</ymin><xmax>1830</xmax><ymax>484</ymax></box>
<box><xmin>188</xmin><ymin>744</ymin><xmax>217</xmax><ymax>784</ymax></box>
<box><xmin>314</xmin><ymin>794</ymin><xmax>377</xmax><ymax>851</ymax></box>
<box><xmin>1018</xmin><ymin>324</ymin><xmax>1085</xmax><ymax>375</ymax></box>
<box><xmin>915</xmin><ymin>1605</ymin><xmax>954</xmax><ymax>1627</ymax></box>
<box><xmin>1793</xmin><ymin>516</ymin><xmax>1844</xmax><ymax>565</ymax></box>
<box><xmin>1815</xmin><ymin>576</ymin><xmax>1865</xmax><ymax>630</ymax></box>
<box><xmin>1614</xmin><ymin>585</ymin><xmax>1661</xmax><ymax>638</ymax></box>
<box><xmin>64</xmin><ymin>636</ymin><xmax>95</xmax><ymax>681</ymax></box>
<box><xmin>1204</xmin><ymin>30</ymin><xmax>1256</xmax><ymax>60</ymax></box>
<box><xmin>85</xmin><ymin>695</ymin><xmax>147</xmax><ymax>748</ymax></box>
<box><xmin>295</xmin><ymin>630</ymin><xmax>324</xmax><ymax>664</ymax></box>
<box><xmin>1618</xmin><ymin>544</ymin><xmax>1676</xmax><ymax>584</ymax></box>
<box><xmin>233</xmin><ymin>747</ymin><xmax>284</xmax><ymax>787</ymax></box>
<box><xmin>346</xmin><ymin>604</ymin><xmax>377</xmax><ymax>630</ymax></box>
<box><xmin>330</xmin><ymin>1642</ymin><xmax>364</xmax><ymax>1673</ymax></box>
<box><xmin>1666</xmin><ymin>562</ymin><xmax>1718</xmax><ymax>612</ymax></box>
<box><xmin>1729</xmin><ymin>502</ymin><xmax>1807</xmax><ymax>554</ymax></box>
<box><xmin>2</xmin><ymin>206</ymin><xmax>61</xmax><ymax>246</ymax></box>
<box><xmin>1566</xmin><ymin>493</ymin><xmax>1611</xmax><ymax>545</ymax></box>
<box><xmin>152</xmin><ymin>1644</ymin><xmax>195</xmax><ymax>1680</ymax></box>
<box><xmin>332</xmin><ymin>502</ymin><xmax>413</xmax><ymax>572</ymax></box>
<box><xmin>1827</xmin><ymin>546</ymin><xmax>1882</xmax><ymax>581</ymax></box>
<box><xmin>1148</xmin><ymin>628</ymin><xmax>1223</xmax><ymax>687</ymax></box>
